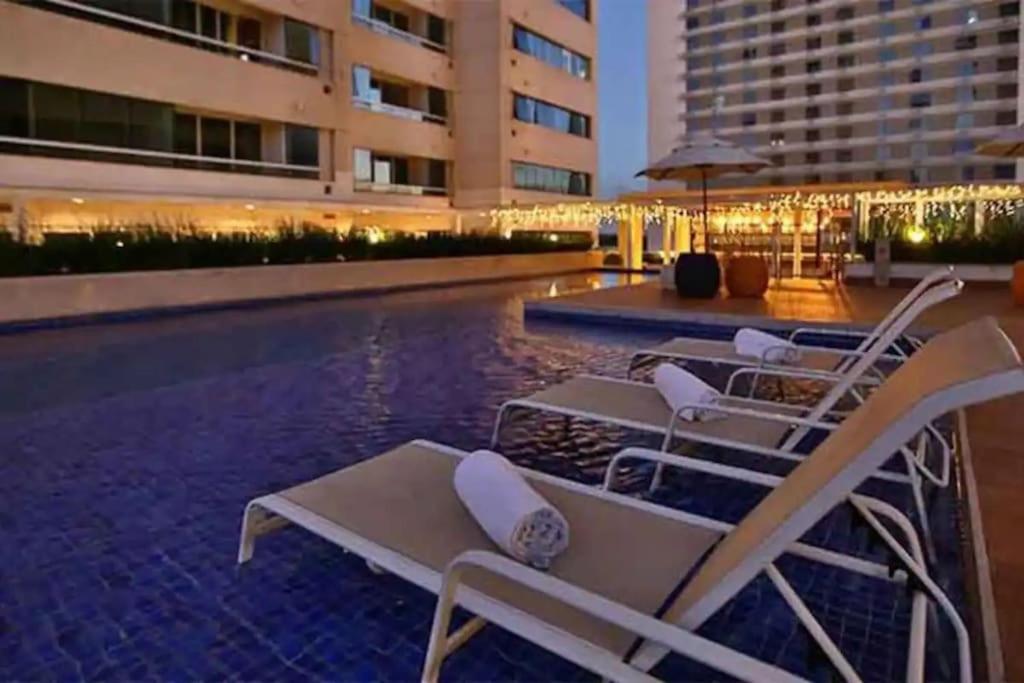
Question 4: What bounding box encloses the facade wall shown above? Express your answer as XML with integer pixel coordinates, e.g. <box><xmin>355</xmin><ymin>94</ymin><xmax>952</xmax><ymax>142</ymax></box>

<box><xmin>648</xmin><ymin>0</ymin><xmax>1023</xmax><ymax>188</ymax></box>
<box><xmin>0</xmin><ymin>250</ymin><xmax>604</xmax><ymax>324</ymax></box>
<box><xmin>0</xmin><ymin>0</ymin><xmax>598</xmax><ymax>233</ymax></box>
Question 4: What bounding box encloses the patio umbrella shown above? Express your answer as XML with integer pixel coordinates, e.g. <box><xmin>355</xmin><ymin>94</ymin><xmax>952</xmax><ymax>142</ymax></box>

<box><xmin>635</xmin><ymin>133</ymin><xmax>770</xmax><ymax>253</ymax></box>
<box><xmin>976</xmin><ymin>125</ymin><xmax>1024</xmax><ymax>157</ymax></box>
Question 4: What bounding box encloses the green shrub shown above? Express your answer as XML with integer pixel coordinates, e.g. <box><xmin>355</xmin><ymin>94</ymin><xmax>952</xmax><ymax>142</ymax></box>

<box><xmin>0</xmin><ymin>225</ymin><xmax>591</xmax><ymax>278</ymax></box>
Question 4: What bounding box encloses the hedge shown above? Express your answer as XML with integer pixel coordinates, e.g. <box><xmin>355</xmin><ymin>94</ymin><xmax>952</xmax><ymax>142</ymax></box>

<box><xmin>0</xmin><ymin>227</ymin><xmax>592</xmax><ymax>278</ymax></box>
<box><xmin>858</xmin><ymin>215</ymin><xmax>1024</xmax><ymax>264</ymax></box>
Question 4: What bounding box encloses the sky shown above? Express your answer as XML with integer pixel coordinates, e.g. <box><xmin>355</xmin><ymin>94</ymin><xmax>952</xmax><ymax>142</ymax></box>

<box><xmin>597</xmin><ymin>0</ymin><xmax>648</xmax><ymax>199</ymax></box>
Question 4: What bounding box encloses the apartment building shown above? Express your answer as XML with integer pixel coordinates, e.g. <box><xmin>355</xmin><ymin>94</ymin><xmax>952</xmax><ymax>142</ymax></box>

<box><xmin>648</xmin><ymin>0</ymin><xmax>1023</xmax><ymax>189</ymax></box>
<box><xmin>0</xmin><ymin>0</ymin><xmax>597</xmax><ymax>235</ymax></box>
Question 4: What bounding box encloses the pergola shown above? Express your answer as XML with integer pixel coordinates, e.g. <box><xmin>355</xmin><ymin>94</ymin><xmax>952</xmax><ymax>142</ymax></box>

<box><xmin>490</xmin><ymin>181</ymin><xmax>1024</xmax><ymax>276</ymax></box>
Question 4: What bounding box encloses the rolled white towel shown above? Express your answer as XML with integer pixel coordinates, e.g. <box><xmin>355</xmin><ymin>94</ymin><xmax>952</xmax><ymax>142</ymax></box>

<box><xmin>653</xmin><ymin>363</ymin><xmax>724</xmax><ymax>421</ymax></box>
<box><xmin>454</xmin><ymin>450</ymin><xmax>569</xmax><ymax>569</ymax></box>
<box><xmin>734</xmin><ymin>328</ymin><xmax>802</xmax><ymax>365</ymax></box>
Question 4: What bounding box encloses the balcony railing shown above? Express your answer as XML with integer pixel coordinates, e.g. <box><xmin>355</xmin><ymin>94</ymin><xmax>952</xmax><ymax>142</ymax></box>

<box><xmin>16</xmin><ymin>0</ymin><xmax>320</xmax><ymax>75</ymax></box>
<box><xmin>354</xmin><ymin>180</ymin><xmax>448</xmax><ymax>196</ymax></box>
<box><xmin>0</xmin><ymin>136</ymin><xmax>320</xmax><ymax>179</ymax></box>
<box><xmin>352</xmin><ymin>13</ymin><xmax>447</xmax><ymax>54</ymax></box>
<box><xmin>352</xmin><ymin>97</ymin><xmax>447</xmax><ymax>125</ymax></box>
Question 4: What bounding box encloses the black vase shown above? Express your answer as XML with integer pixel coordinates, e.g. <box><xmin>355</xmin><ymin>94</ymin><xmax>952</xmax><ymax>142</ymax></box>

<box><xmin>674</xmin><ymin>253</ymin><xmax>721</xmax><ymax>299</ymax></box>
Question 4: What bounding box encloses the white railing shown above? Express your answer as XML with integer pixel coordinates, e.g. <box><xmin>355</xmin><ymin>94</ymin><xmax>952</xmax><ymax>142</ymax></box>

<box><xmin>354</xmin><ymin>180</ymin><xmax>448</xmax><ymax>196</ymax></box>
<box><xmin>352</xmin><ymin>97</ymin><xmax>447</xmax><ymax>125</ymax></box>
<box><xmin>0</xmin><ymin>135</ymin><xmax>321</xmax><ymax>176</ymax></box>
<box><xmin>352</xmin><ymin>12</ymin><xmax>447</xmax><ymax>54</ymax></box>
<box><xmin>23</xmin><ymin>0</ymin><xmax>320</xmax><ymax>75</ymax></box>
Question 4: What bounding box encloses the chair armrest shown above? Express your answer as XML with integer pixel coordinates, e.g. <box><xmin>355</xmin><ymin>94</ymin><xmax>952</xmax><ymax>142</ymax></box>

<box><xmin>433</xmin><ymin>550</ymin><xmax>805</xmax><ymax>683</ymax></box>
<box><xmin>604</xmin><ymin>447</ymin><xmax>785</xmax><ymax>492</ymax></box>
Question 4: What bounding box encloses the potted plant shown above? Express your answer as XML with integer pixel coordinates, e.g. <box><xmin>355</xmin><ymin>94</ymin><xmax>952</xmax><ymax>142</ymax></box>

<box><xmin>674</xmin><ymin>214</ymin><xmax>720</xmax><ymax>299</ymax></box>
<box><xmin>723</xmin><ymin>231</ymin><xmax>770</xmax><ymax>298</ymax></box>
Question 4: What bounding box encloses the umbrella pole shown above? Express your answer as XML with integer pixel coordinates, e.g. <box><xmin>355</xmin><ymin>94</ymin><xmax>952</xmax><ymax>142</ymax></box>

<box><xmin>701</xmin><ymin>168</ymin><xmax>709</xmax><ymax>254</ymax></box>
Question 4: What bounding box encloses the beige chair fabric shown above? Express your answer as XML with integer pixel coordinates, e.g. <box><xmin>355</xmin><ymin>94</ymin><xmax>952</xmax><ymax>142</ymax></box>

<box><xmin>666</xmin><ymin>316</ymin><xmax>1023</xmax><ymax>625</ymax></box>
<box><xmin>281</xmin><ymin>441</ymin><xmax>721</xmax><ymax>657</ymax></box>
<box><xmin>522</xmin><ymin>375</ymin><xmax>792</xmax><ymax>446</ymax></box>
<box><xmin>643</xmin><ymin>337</ymin><xmax>844</xmax><ymax>373</ymax></box>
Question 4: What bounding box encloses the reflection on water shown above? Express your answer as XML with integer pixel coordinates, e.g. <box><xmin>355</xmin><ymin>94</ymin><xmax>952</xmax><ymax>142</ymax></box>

<box><xmin>0</xmin><ymin>272</ymin><xmax>962</xmax><ymax>682</ymax></box>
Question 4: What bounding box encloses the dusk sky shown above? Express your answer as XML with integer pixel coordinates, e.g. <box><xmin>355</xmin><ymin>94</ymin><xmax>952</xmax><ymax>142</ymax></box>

<box><xmin>597</xmin><ymin>0</ymin><xmax>647</xmax><ymax>199</ymax></box>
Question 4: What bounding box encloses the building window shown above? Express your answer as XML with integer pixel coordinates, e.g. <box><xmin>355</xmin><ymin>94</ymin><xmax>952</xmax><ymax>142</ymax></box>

<box><xmin>837</xmin><ymin>54</ymin><xmax>855</xmax><ymax>68</ymax></box>
<box><xmin>770</xmin><ymin>132</ymin><xmax>785</xmax><ymax>146</ymax></box>
<box><xmin>836</xmin><ymin>149</ymin><xmax>853</xmax><ymax>163</ymax></box>
<box><xmin>806</xmin><ymin>105</ymin><xmax>820</xmax><ymax>119</ymax></box>
<box><xmin>955</xmin><ymin>35</ymin><xmax>977</xmax><ymax>50</ymax></box>
<box><xmin>806</xmin><ymin>129</ymin><xmax>820</xmax><ymax>142</ymax></box>
<box><xmin>806</xmin><ymin>14</ymin><xmax>821</xmax><ymax>27</ymax></box>
<box><xmin>953</xmin><ymin>138</ymin><xmax>973</xmax><ymax>154</ymax></box>
<box><xmin>0</xmin><ymin>76</ymin><xmax>320</xmax><ymax>177</ymax></box>
<box><xmin>512</xmin><ymin>25</ymin><xmax>590</xmax><ymax>80</ymax></box>
<box><xmin>511</xmin><ymin>161</ymin><xmax>590</xmax><ymax>196</ymax></box>
<box><xmin>909</xmin><ymin>93</ymin><xmax>933</xmax><ymax>108</ymax></box>
<box><xmin>997</xmin><ymin>110</ymin><xmax>1017</xmax><ymax>126</ymax></box>
<box><xmin>838</xmin><ymin>31</ymin><xmax>854</xmax><ymax>45</ymax></box>
<box><xmin>998</xmin><ymin>83</ymin><xmax>1019</xmax><ymax>100</ymax></box>
<box><xmin>806</xmin><ymin>83</ymin><xmax>821</xmax><ymax>96</ymax></box>
<box><xmin>836</xmin><ymin>5</ymin><xmax>854</xmax><ymax>20</ymax></box>
<box><xmin>836</xmin><ymin>125</ymin><xmax>853</xmax><ymax>139</ymax></box>
<box><xmin>995</xmin><ymin>165</ymin><xmax>1016</xmax><ymax>180</ymax></box>
<box><xmin>283</xmin><ymin>19</ymin><xmax>320</xmax><ymax>65</ymax></box>
<box><xmin>806</xmin><ymin>151</ymin><xmax>820</xmax><ymax>164</ymax></box>
<box><xmin>285</xmin><ymin>125</ymin><xmax>318</xmax><ymax>167</ymax></box>
<box><xmin>917</xmin><ymin>15</ymin><xmax>931</xmax><ymax>30</ymax></box>
<box><xmin>770</xmin><ymin>110</ymin><xmax>785</xmax><ymax>123</ymax></box>
<box><xmin>770</xmin><ymin>65</ymin><xmax>785</xmax><ymax>78</ymax></box>
<box><xmin>556</xmin><ymin>0</ymin><xmax>590</xmax><ymax>21</ymax></box>
<box><xmin>513</xmin><ymin>94</ymin><xmax>589</xmax><ymax>137</ymax></box>
<box><xmin>771</xmin><ymin>87</ymin><xmax>785</xmax><ymax>100</ymax></box>
<box><xmin>806</xmin><ymin>36</ymin><xmax>822</xmax><ymax>50</ymax></box>
<box><xmin>837</xmin><ymin>101</ymin><xmax>854</xmax><ymax>115</ymax></box>
<box><xmin>742</xmin><ymin>112</ymin><xmax>757</xmax><ymax>126</ymax></box>
<box><xmin>771</xmin><ymin>20</ymin><xmax>785</xmax><ymax>33</ymax></box>
<box><xmin>770</xmin><ymin>43</ymin><xmax>786</xmax><ymax>56</ymax></box>
<box><xmin>806</xmin><ymin>60</ymin><xmax>821</xmax><ymax>74</ymax></box>
<box><xmin>999</xmin><ymin>30</ymin><xmax>1019</xmax><ymax>45</ymax></box>
<box><xmin>878</xmin><ymin>0</ymin><xmax>894</xmax><ymax>11</ymax></box>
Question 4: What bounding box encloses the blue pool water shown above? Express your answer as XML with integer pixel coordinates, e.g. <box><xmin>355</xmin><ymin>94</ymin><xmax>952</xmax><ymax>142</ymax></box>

<box><xmin>0</xmin><ymin>274</ymin><xmax>965</xmax><ymax>681</ymax></box>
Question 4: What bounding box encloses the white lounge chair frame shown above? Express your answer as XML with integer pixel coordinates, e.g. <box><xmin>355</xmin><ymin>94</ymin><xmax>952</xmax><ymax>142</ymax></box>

<box><xmin>239</xmin><ymin>442</ymin><xmax>934</xmax><ymax>683</ymax></box>
<box><xmin>601</xmin><ymin>446</ymin><xmax>968</xmax><ymax>683</ymax></box>
<box><xmin>491</xmin><ymin>278</ymin><xmax>964</xmax><ymax>550</ymax></box>
<box><xmin>625</xmin><ymin>266</ymin><xmax>958</xmax><ymax>386</ymax></box>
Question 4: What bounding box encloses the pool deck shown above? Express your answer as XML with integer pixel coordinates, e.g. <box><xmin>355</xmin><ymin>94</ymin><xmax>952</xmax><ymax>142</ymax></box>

<box><xmin>529</xmin><ymin>278</ymin><xmax>1024</xmax><ymax>681</ymax></box>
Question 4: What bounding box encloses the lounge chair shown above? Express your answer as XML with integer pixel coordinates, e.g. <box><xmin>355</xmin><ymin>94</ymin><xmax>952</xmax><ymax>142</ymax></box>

<box><xmin>491</xmin><ymin>317</ymin><xmax>1001</xmax><ymax>553</ymax></box>
<box><xmin>238</xmin><ymin>316</ymin><xmax>1023</xmax><ymax>682</ymax></box>
<box><xmin>625</xmin><ymin>267</ymin><xmax>961</xmax><ymax>390</ymax></box>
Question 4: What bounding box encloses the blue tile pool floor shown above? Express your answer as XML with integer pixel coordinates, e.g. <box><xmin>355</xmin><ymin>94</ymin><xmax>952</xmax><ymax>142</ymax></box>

<box><xmin>0</xmin><ymin>274</ymin><xmax>967</xmax><ymax>681</ymax></box>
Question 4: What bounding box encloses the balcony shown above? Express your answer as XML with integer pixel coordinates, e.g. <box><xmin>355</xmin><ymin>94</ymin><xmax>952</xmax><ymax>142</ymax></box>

<box><xmin>351</xmin><ymin>0</ymin><xmax>447</xmax><ymax>54</ymax></box>
<box><xmin>12</xmin><ymin>0</ymin><xmax>323</xmax><ymax>76</ymax></box>
<box><xmin>353</xmin><ymin>148</ymin><xmax>448</xmax><ymax>198</ymax></box>
<box><xmin>351</xmin><ymin>66</ymin><xmax>448</xmax><ymax>126</ymax></box>
<box><xmin>0</xmin><ymin>77</ymin><xmax>322</xmax><ymax>180</ymax></box>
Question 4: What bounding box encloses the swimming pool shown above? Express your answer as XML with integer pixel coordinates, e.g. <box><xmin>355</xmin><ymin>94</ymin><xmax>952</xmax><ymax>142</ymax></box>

<box><xmin>0</xmin><ymin>274</ymin><xmax>966</xmax><ymax>681</ymax></box>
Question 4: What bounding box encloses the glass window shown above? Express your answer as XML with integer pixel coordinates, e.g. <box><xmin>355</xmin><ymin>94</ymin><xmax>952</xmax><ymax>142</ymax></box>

<box><xmin>953</xmin><ymin>138</ymin><xmax>973</xmax><ymax>154</ymax></box>
<box><xmin>200</xmin><ymin>117</ymin><xmax>230</xmax><ymax>158</ymax></box>
<box><xmin>557</xmin><ymin>0</ymin><xmax>589</xmax><ymax>20</ymax></box>
<box><xmin>171</xmin><ymin>0</ymin><xmax>197</xmax><ymax>32</ymax></box>
<box><xmin>427</xmin><ymin>14</ymin><xmax>446</xmax><ymax>45</ymax></box>
<box><xmin>511</xmin><ymin>161</ymin><xmax>590</xmax><ymax>196</ymax></box>
<box><xmin>173</xmin><ymin>113</ymin><xmax>197</xmax><ymax>155</ymax></box>
<box><xmin>284</xmin><ymin>19</ymin><xmax>320</xmax><ymax>65</ymax></box>
<box><xmin>0</xmin><ymin>77</ymin><xmax>29</xmax><ymax>137</ymax></box>
<box><xmin>80</xmin><ymin>91</ymin><xmax>129</xmax><ymax>147</ymax></box>
<box><xmin>352</xmin><ymin>65</ymin><xmax>374</xmax><ymax>100</ymax></box>
<box><xmin>512</xmin><ymin>25</ymin><xmax>590</xmax><ymax>80</ymax></box>
<box><xmin>234</xmin><ymin>121</ymin><xmax>261</xmax><ymax>161</ymax></box>
<box><xmin>33</xmin><ymin>83</ymin><xmax>80</xmax><ymax>143</ymax></box>
<box><xmin>354</xmin><ymin>148</ymin><xmax>372</xmax><ymax>181</ymax></box>
<box><xmin>237</xmin><ymin>18</ymin><xmax>261</xmax><ymax>50</ymax></box>
<box><xmin>127</xmin><ymin>100</ymin><xmax>172</xmax><ymax>151</ymax></box>
<box><xmin>352</xmin><ymin>0</ymin><xmax>371</xmax><ymax>18</ymax></box>
<box><xmin>285</xmin><ymin>125</ymin><xmax>318</xmax><ymax>167</ymax></box>
<box><xmin>512</xmin><ymin>94</ymin><xmax>589</xmax><ymax>138</ymax></box>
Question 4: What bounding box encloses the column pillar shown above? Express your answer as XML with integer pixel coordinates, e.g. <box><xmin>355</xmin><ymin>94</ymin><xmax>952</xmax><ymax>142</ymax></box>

<box><xmin>627</xmin><ymin>208</ymin><xmax>644</xmax><ymax>270</ymax></box>
<box><xmin>792</xmin><ymin>209</ymin><xmax>803</xmax><ymax>279</ymax></box>
<box><xmin>974</xmin><ymin>200</ymin><xmax>985</xmax><ymax>236</ymax></box>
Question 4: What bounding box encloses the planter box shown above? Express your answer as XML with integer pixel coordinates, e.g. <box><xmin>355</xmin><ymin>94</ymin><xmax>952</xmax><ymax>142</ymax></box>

<box><xmin>0</xmin><ymin>250</ymin><xmax>603</xmax><ymax>326</ymax></box>
<box><xmin>846</xmin><ymin>261</ymin><xmax>1013</xmax><ymax>283</ymax></box>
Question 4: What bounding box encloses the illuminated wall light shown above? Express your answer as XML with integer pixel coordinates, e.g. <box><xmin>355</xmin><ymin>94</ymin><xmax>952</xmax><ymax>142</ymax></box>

<box><xmin>907</xmin><ymin>227</ymin><xmax>927</xmax><ymax>244</ymax></box>
<box><xmin>71</xmin><ymin>197</ymin><xmax>85</xmax><ymax>205</ymax></box>
<box><xmin>244</xmin><ymin>204</ymin><xmax>256</xmax><ymax>211</ymax></box>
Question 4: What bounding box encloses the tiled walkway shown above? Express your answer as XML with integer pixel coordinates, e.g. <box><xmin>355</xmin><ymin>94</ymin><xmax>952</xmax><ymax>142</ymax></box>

<box><xmin>536</xmin><ymin>278</ymin><xmax>1024</xmax><ymax>680</ymax></box>
<box><xmin>530</xmin><ymin>278</ymin><xmax>1022</xmax><ymax>332</ymax></box>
